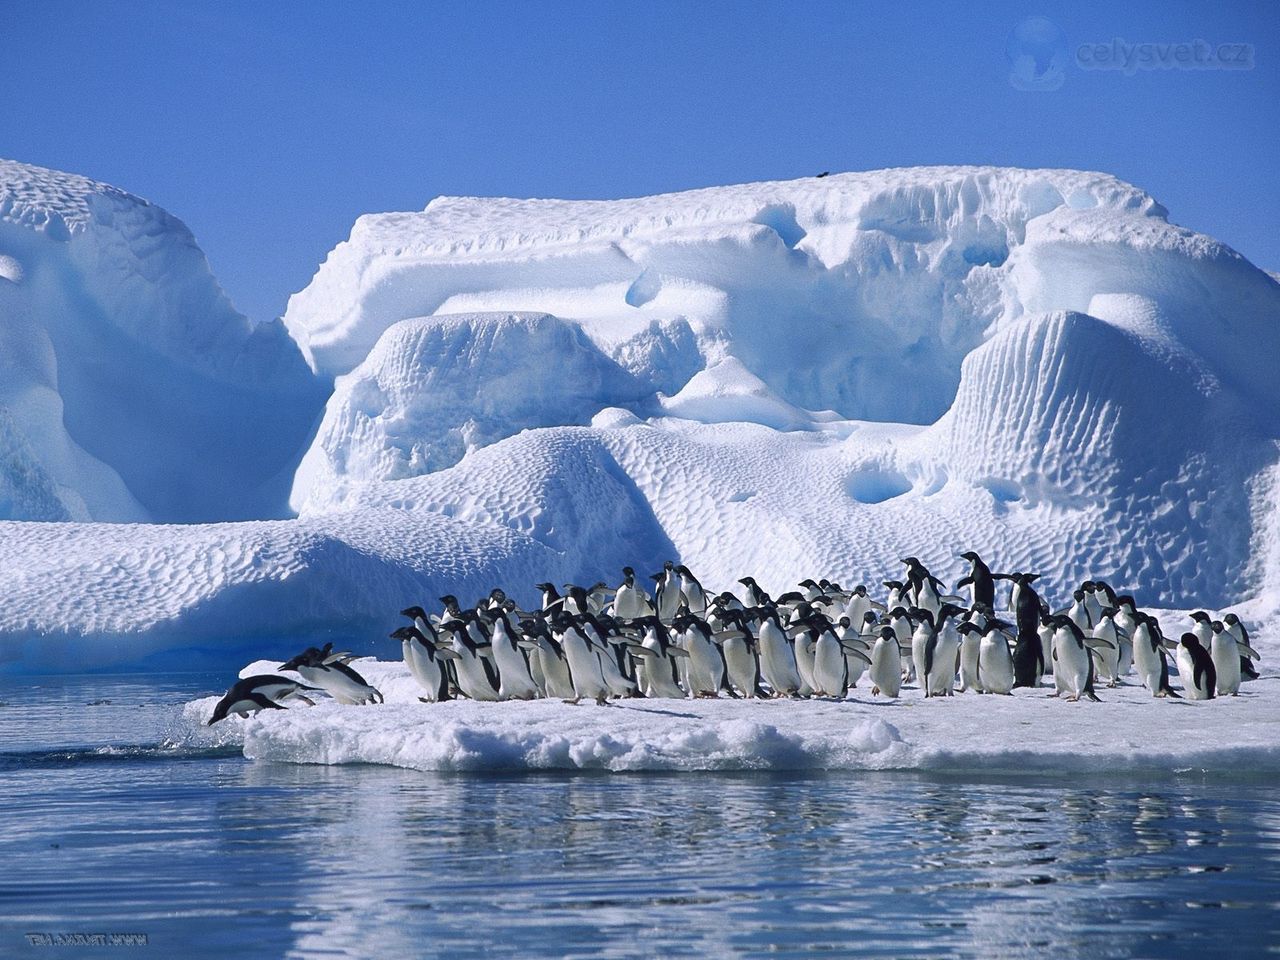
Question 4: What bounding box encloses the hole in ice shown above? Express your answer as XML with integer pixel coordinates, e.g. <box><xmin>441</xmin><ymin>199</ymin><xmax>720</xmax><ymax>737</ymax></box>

<box><xmin>751</xmin><ymin>204</ymin><xmax>807</xmax><ymax>249</ymax></box>
<box><xmin>961</xmin><ymin>241</ymin><xmax>1009</xmax><ymax>267</ymax></box>
<box><xmin>846</xmin><ymin>468</ymin><xmax>912</xmax><ymax>504</ymax></box>
<box><xmin>982</xmin><ymin>478</ymin><xmax>1022</xmax><ymax>503</ymax></box>
<box><xmin>727</xmin><ymin>490</ymin><xmax>756</xmax><ymax>503</ymax></box>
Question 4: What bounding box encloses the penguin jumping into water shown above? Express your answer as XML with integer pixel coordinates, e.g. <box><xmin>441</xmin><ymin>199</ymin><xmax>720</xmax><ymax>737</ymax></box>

<box><xmin>208</xmin><ymin>675</ymin><xmax>321</xmax><ymax>725</ymax></box>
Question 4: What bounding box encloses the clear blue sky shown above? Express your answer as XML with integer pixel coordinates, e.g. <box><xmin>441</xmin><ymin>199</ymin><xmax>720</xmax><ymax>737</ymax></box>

<box><xmin>4</xmin><ymin>0</ymin><xmax>1277</xmax><ymax>322</ymax></box>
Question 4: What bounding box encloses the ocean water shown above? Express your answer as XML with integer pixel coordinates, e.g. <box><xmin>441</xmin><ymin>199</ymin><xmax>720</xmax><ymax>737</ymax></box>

<box><xmin>1</xmin><ymin>675</ymin><xmax>1278</xmax><ymax>959</ymax></box>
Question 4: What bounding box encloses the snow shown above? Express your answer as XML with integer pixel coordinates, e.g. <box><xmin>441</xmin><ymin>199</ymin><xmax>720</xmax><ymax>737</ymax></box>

<box><xmin>292</xmin><ymin>311</ymin><xmax>648</xmax><ymax>513</ymax></box>
<box><xmin>0</xmin><ymin>161</ymin><xmax>1278</xmax><ymax>677</ymax></box>
<box><xmin>174</xmin><ymin>658</ymin><xmax>1280</xmax><ymax>774</ymax></box>
<box><xmin>0</xmin><ymin>159</ymin><xmax>324</xmax><ymax>522</ymax></box>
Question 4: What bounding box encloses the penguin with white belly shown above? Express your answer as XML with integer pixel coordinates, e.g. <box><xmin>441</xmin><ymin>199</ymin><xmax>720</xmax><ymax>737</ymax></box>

<box><xmin>868</xmin><ymin>626</ymin><xmax>903</xmax><ymax>699</ymax></box>
<box><xmin>208</xmin><ymin>675</ymin><xmax>322</xmax><ymax>725</ymax></box>
<box><xmin>393</xmin><ymin>625</ymin><xmax>453</xmax><ymax>702</ymax></box>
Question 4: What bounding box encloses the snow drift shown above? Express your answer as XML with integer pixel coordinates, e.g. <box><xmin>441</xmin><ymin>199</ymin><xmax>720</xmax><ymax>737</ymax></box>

<box><xmin>0</xmin><ymin>159</ymin><xmax>324</xmax><ymax>522</ymax></box>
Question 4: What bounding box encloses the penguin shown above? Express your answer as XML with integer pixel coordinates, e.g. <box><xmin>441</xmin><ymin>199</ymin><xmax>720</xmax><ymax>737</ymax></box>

<box><xmin>578</xmin><ymin>614</ymin><xmax>641</xmax><ymax>698</ymax></box>
<box><xmin>279</xmin><ymin>648</ymin><xmax>384</xmax><ymax>705</ymax></box>
<box><xmin>801</xmin><ymin>617</ymin><xmax>851</xmax><ymax>698</ymax></box>
<box><xmin>675</xmin><ymin>565</ymin><xmax>709</xmax><ymax>617</ymax></box>
<box><xmin>1011</xmin><ymin>627</ymin><xmax>1045</xmax><ymax>689</ymax></box>
<box><xmin>1090</xmin><ymin>608</ymin><xmax>1124</xmax><ymax>687</ymax></box>
<box><xmin>976</xmin><ymin>619</ymin><xmax>1015</xmax><ymax>695</ymax></box>
<box><xmin>1131</xmin><ymin>614</ymin><xmax>1179</xmax><ymax>698</ymax></box>
<box><xmin>1048</xmin><ymin>616</ymin><xmax>1103</xmax><ymax>702</ymax></box>
<box><xmin>675</xmin><ymin>614</ymin><xmax>728</xmax><ymax>698</ymax></box>
<box><xmin>535</xmin><ymin>582</ymin><xmax>562</xmax><ymax>612</ymax></box>
<box><xmin>738</xmin><ymin>577</ymin><xmax>771</xmax><ymax>607</ymax></box>
<box><xmin>756</xmin><ymin>606</ymin><xmax>804</xmax><ymax>697</ymax></box>
<box><xmin>841</xmin><ymin>584</ymin><xmax>883</xmax><ymax>629</ymax></box>
<box><xmin>883</xmin><ymin>580</ymin><xmax>907</xmax><ymax>614</ymax></box>
<box><xmin>886</xmin><ymin>606</ymin><xmax>916</xmax><ymax>682</ymax></box>
<box><xmin>902</xmin><ymin>557</ymin><xmax>949</xmax><ymax>618</ymax></box>
<box><xmin>1209</xmin><ymin>620</ymin><xmax>1248</xmax><ymax>697</ymax></box>
<box><xmin>956</xmin><ymin>552</ymin><xmax>996</xmax><ymax>610</ymax></box>
<box><xmin>652</xmin><ymin>561</ymin><xmax>681</xmax><ymax>623</ymax></box>
<box><xmin>1188</xmin><ymin>610</ymin><xmax>1215</xmax><ymax>651</ymax></box>
<box><xmin>957</xmin><ymin>617</ymin><xmax>984</xmax><ymax>693</ymax></box>
<box><xmin>630</xmin><ymin>617</ymin><xmax>689</xmax><ymax>699</ymax></box>
<box><xmin>208</xmin><ymin>675</ymin><xmax>320</xmax><ymax>725</ymax></box>
<box><xmin>489</xmin><ymin>612</ymin><xmax>540</xmax><ymax>700</ymax></box>
<box><xmin>868</xmin><ymin>626</ymin><xmax>903</xmax><ymax>698</ymax></box>
<box><xmin>393</xmin><ymin>624</ymin><xmax>452</xmax><ymax>703</ymax></box>
<box><xmin>713</xmin><ymin>610</ymin><xmax>767</xmax><ymax>698</ymax></box>
<box><xmin>1176</xmin><ymin>633</ymin><xmax>1217</xmax><ymax>701</ymax></box>
<box><xmin>438</xmin><ymin>620</ymin><xmax>501</xmax><ymax>702</ymax></box>
<box><xmin>1222</xmin><ymin>614</ymin><xmax>1261</xmax><ymax>680</ymax></box>
<box><xmin>1064</xmin><ymin>590</ymin><xmax>1092</xmax><ymax>633</ymax></box>
<box><xmin>837</xmin><ymin>615</ymin><xmax>870</xmax><ymax>688</ymax></box>
<box><xmin>920</xmin><ymin>606</ymin><xmax>962</xmax><ymax>698</ymax></box>
<box><xmin>518</xmin><ymin>620</ymin><xmax>576</xmax><ymax>699</ymax></box>
<box><xmin>788</xmin><ymin>607</ymin><xmax>819</xmax><ymax>696</ymax></box>
<box><xmin>553</xmin><ymin>614</ymin><xmax>612</xmax><ymax>705</ymax></box>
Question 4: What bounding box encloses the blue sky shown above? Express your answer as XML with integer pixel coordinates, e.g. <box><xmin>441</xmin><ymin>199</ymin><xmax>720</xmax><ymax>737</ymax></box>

<box><xmin>3</xmin><ymin>0</ymin><xmax>1277</xmax><ymax>322</ymax></box>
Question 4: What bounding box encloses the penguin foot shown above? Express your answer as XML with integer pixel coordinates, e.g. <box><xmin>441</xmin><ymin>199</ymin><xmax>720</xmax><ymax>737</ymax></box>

<box><xmin>563</xmin><ymin>697</ymin><xmax>581</xmax><ymax>705</ymax></box>
<box><xmin>871</xmin><ymin>686</ymin><xmax>880</xmax><ymax>696</ymax></box>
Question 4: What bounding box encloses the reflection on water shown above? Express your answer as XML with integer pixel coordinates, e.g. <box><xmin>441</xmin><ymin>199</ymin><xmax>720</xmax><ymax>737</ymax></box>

<box><xmin>0</xmin><ymin>677</ymin><xmax>1277</xmax><ymax>958</ymax></box>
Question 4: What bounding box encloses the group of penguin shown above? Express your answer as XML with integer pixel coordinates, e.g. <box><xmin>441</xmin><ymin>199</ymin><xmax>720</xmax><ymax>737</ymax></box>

<box><xmin>208</xmin><ymin>554</ymin><xmax>1263</xmax><ymax>724</ymax></box>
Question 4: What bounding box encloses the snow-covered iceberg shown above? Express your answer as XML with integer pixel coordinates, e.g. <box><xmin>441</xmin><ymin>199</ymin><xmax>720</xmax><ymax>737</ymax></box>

<box><xmin>0</xmin><ymin>160</ymin><xmax>324</xmax><ymax>522</ymax></box>
<box><xmin>1</xmin><ymin>162</ymin><xmax>1278</xmax><ymax>673</ymax></box>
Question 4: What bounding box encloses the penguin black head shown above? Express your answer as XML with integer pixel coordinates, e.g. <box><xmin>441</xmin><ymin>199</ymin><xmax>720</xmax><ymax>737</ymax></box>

<box><xmin>664</xmin><ymin>560</ymin><xmax>675</xmax><ymax>571</ymax></box>
<box><xmin>389</xmin><ymin>626</ymin><xmax>412</xmax><ymax>640</ymax></box>
<box><xmin>401</xmin><ymin>606</ymin><xmax>428</xmax><ymax>621</ymax></box>
<box><xmin>489</xmin><ymin>588</ymin><xmax>507</xmax><ymax>604</ymax></box>
<box><xmin>853</xmin><ymin>584</ymin><xmax>867</xmax><ymax>596</ymax></box>
<box><xmin>1180</xmin><ymin>632</ymin><xmax>1202</xmax><ymax>649</ymax></box>
<box><xmin>838</xmin><ymin>616</ymin><xmax>851</xmax><ymax>628</ymax></box>
<box><xmin>799</xmin><ymin>578</ymin><xmax>818</xmax><ymax>589</ymax></box>
<box><xmin>959</xmin><ymin>551</ymin><xmax>979</xmax><ymax>562</ymax></box>
<box><xmin>738</xmin><ymin>576</ymin><xmax>757</xmax><ymax>586</ymax></box>
<box><xmin>883</xmin><ymin>580</ymin><xmax>903</xmax><ymax>590</ymax></box>
<box><xmin>879</xmin><ymin>626</ymin><xmax>897</xmax><ymax>642</ymax></box>
<box><xmin>1073</xmin><ymin>589</ymin><xmax>1086</xmax><ymax>601</ymax></box>
<box><xmin>622</xmin><ymin>566</ymin><xmax>634</xmax><ymax>576</ymax></box>
<box><xmin>1211</xmin><ymin>620</ymin><xmax>1225</xmax><ymax>633</ymax></box>
<box><xmin>535</xmin><ymin>582</ymin><xmax>554</xmax><ymax>592</ymax></box>
<box><xmin>861</xmin><ymin>611</ymin><xmax>877</xmax><ymax>625</ymax></box>
<box><xmin>1223</xmin><ymin>613</ymin><xmax>1240</xmax><ymax>626</ymax></box>
<box><xmin>439</xmin><ymin>595</ymin><xmax>460</xmax><ymax>611</ymax></box>
<box><xmin>1190</xmin><ymin>611</ymin><xmax>1212</xmax><ymax>624</ymax></box>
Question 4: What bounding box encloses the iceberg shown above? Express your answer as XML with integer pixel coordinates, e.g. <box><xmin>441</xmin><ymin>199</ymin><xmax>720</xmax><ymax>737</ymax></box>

<box><xmin>0</xmin><ymin>161</ymin><xmax>1277</xmax><ymax>674</ymax></box>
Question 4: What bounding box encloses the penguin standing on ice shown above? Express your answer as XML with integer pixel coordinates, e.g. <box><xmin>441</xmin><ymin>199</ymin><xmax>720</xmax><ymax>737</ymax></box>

<box><xmin>1222</xmin><ymin>614</ymin><xmax>1261</xmax><ymax>681</ymax></box>
<box><xmin>1176</xmin><ymin>633</ymin><xmax>1217</xmax><ymax>701</ymax></box>
<box><xmin>1049</xmin><ymin>616</ymin><xmax>1103</xmax><ymax>702</ymax></box>
<box><xmin>1131</xmin><ymin>614</ymin><xmax>1179</xmax><ymax>698</ymax></box>
<box><xmin>868</xmin><ymin>626</ymin><xmax>903</xmax><ymax>698</ymax></box>
<box><xmin>652</xmin><ymin>562</ymin><xmax>680</xmax><ymax>623</ymax></box>
<box><xmin>1209</xmin><ymin>620</ymin><xmax>1257</xmax><ymax>697</ymax></box>
<box><xmin>1011</xmin><ymin>626</ymin><xmax>1045</xmax><ymax>689</ymax></box>
<box><xmin>393</xmin><ymin>624</ymin><xmax>453</xmax><ymax>703</ymax></box>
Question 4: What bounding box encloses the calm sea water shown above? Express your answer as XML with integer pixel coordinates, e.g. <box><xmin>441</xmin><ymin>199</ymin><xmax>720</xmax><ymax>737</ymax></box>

<box><xmin>1</xmin><ymin>674</ymin><xmax>1277</xmax><ymax>959</ymax></box>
